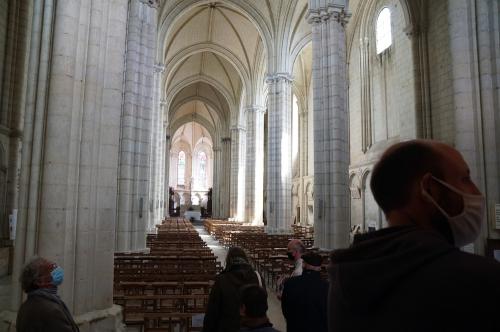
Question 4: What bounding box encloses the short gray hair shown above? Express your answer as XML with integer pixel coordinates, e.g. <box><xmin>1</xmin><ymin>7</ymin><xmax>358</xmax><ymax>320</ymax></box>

<box><xmin>20</xmin><ymin>257</ymin><xmax>49</xmax><ymax>292</ymax></box>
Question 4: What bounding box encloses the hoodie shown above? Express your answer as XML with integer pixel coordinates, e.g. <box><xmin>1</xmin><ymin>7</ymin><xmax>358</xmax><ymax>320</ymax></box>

<box><xmin>203</xmin><ymin>263</ymin><xmax>265</xmax><ymax>332</ymax></box>
<box><xmin>329</xmin><ymin>225</ymin><xmax>500</xmax><ymax>332</ymax></box>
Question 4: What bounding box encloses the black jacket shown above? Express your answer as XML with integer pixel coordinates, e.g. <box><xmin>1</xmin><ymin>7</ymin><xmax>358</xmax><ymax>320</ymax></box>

<box><xmin>203</xmin><ymin>263</ymin><xmax>265</xmax><ymax>332</ymax></box>
<box><xmin>329</xmin><ymin>225</ymin><xmax>500</xmax><ymax>332</ymax></box>
<box><xmin>281</xmin><ymin>269</ymin><xmax>328</xmax><ymax>332</ymax></box>
<box><xmin>16</xmin><ymin>289</ymin><xmax>79</xmax><ymax>332</ymax></box>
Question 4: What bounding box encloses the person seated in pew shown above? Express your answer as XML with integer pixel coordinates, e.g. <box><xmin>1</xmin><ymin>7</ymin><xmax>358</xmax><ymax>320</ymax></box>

<box><xmin>203</xmin><ymin>247</ymin><xmax>266</xmax><ymax>332</ymax></box>
<box><xmin>239</xmin><ymin>285</ymin><xmax>280</xmax><ymax>332</ymax></box>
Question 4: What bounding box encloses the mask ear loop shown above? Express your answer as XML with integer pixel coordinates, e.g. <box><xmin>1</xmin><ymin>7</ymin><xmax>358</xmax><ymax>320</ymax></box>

<box><xmin>421</xmin><ymin>180</ymin><xmax>454</xmax><ymax>219</ymax></box>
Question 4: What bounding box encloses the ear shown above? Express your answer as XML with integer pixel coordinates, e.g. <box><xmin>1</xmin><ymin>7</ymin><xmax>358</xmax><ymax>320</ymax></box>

<box><xmin>420</xmin><ymin>173</ymin><xmax>433</xmax><ymax>194</ymax></box>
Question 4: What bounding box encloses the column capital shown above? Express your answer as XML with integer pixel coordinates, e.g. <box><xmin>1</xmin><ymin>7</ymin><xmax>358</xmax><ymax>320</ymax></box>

<box><xmin>404</xmin><ymin>23</ymin><xmax>426</xmax><ymax>39</ymax></box>
<box><xmin>138</xmin><ymin>0</ymin><xmax>160</xmax><ymax>9</ymax></box>
<box><xmin>230</xmin><ymin>126</ymin><xmax>246</xmax><ymax>133</ymax></box>
<box><xmin>244</xmin><ymin>105</ymin><xmax>266</xmax><ymax>114</ymax></box>
<box><xmin>265</xmin><ymin>72</ymin><xmax>293</xmax><ymax>84</ymax></box>
<box><xmin>221</xmin><ymin>137</ymin><xmax>231</xmax><ymax>143</ymax></box>
<box><xmin>307</xmin><ymin>4</ymin><xmax>350</xmax><ymax>26</ymax></box>
<box><xmin>154</xmin><ymin>62</ymin><xmax>165</xmax><ymax>73</ymax></box>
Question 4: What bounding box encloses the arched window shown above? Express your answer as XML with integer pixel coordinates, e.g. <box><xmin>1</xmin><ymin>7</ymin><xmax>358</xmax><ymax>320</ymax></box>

<box><xmin>178</xmin><ymin>151</ymin><xmax>186</xmax><ymax>186</ymax></box>
<box><xmin>376</xmin><ymin>8</ymin><xmax>392</xmax><ymax>54</ymax></box>
<box><xmin>198</xmin><ymin>151</ymin><xmax>207</xmax><ymax>188</ymax></box>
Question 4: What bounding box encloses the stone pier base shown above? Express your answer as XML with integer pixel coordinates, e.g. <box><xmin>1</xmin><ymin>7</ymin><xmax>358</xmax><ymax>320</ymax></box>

<box><xmin>0</xmin><ymin>305</ymin><xmax>124</xmax><ymax>332</ymax></box>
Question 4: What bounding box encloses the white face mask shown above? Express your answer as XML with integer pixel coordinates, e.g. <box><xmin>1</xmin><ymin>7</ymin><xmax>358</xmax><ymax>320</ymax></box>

<box><xmin>422</xmin><ymin>176</ymin><xmax>485</xmax><ymax>247</ymax></box>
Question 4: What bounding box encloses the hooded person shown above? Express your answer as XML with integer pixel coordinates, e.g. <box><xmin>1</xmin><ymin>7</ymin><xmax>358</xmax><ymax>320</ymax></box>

<box><xmin>203</xmin><ymin>247</ymin><xmax>266</xmax><ymax>332</ymax></box>
<box><xmin>16</xmin><ymin>257</ymin><xmax>79</xmax><ymax>332</ymax></box>
<box><xmin>329</xmin><ymin>140</ymin><xmax>500</xmax><ymax>332</ymax></box>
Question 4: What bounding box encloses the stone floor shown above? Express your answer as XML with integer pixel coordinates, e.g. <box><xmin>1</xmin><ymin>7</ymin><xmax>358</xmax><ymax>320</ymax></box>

<box><xmin>193</xmin><ymin>222</ymin><xmax>287</xmax><ymax>332</ymax></box>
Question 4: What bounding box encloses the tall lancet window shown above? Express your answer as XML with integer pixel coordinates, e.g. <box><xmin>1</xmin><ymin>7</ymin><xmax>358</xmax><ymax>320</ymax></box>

<box><xmin>198</xmin><ymin>151</ymin><xmax>207</xmax><ymax>189</ymax></box>
<box><xmin>178</xmin><ymin>151</ymin><xmax>186</xmax><ymax>186</ymax></box>
<box><xmin>376</xmin><ymin>8</ymin><xmax>392</xmax><ymax>54</ymax></box>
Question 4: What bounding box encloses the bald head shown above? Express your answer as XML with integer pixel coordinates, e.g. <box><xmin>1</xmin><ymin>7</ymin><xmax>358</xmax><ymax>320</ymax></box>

<box><xmin>287</xmin><ymin>239</ymin><xmax>305</xmax><ymax>261</ymax></box>
<box><xmin>370</xmin><ymin>140</ymin><xmax>449</xmax><ymax>214</ymax></box>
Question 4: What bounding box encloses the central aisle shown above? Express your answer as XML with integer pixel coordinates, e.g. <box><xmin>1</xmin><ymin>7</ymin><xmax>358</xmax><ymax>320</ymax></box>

<box><xmin>193</xmin><ymin>222</ymin><xmax>287</xmax><ymax>332</ymax></box>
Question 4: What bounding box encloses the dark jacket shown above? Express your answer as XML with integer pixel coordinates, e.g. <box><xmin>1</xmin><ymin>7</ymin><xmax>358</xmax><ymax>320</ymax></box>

<box><xmin>240</xmin><ymin>322</ymin><xmax>280</xmax><ymax>332</ymax></box>
<box><xmin>203</xmin><ymin>263</ymin><xmax>265</xmax><ymax>332</ymax></box>
<box><xmin>329</xmin><ymin>225</ymin><xmax>500</xmax><ymax>332</ymax></box>
<box><xmin>16</xmin><ymin>289</ymin><xmax>79</xmax><ymax>332</ymax></box>
<box><xmin>281</xmin><ymin>269</ymin><xmax>328</xmax><ymax>332</ymax></box>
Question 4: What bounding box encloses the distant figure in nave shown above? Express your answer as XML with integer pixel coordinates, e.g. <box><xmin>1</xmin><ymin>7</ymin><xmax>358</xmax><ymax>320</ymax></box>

<box><xmin>329</xmin><ymin>140</ymin><xmax>500</xmax><ymax>332</ymax></box>
<box><xmin>203</xmin><ymin>247</ymin><xmax>265</xmax><ymax>332</ymax></box>
<box><xmin>281</xmin><ymin>252</ymin><xmax>328</xmax><ymax>332</ymax></box>
<box><xmin>277</xmin><ymin>239</ymin><xmax>305</xmax><ymax>300</ymax></box>
<box><xmin>239</xmin><ymin>284</ymin><xmax>280</xmax><ymax>332</ymax></box>
<box><xmin>16</xmin><ymin>257</ymin><xmax>79</xmax><ymax>332</ymax></box>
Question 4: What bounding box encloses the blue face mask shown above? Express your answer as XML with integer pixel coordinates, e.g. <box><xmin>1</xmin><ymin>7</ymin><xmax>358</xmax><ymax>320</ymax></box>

<box><xmin>51</xmin><ymin>266</ymin><xmax>64</xmax><ymax>286</ymax></box>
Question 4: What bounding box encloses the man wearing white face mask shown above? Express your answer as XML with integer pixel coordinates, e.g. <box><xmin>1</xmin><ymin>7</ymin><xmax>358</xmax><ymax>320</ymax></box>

<box><xmin>328</xmin><ymin>140</ymin><xmax>500</xmax><ymax>332</ymax></box>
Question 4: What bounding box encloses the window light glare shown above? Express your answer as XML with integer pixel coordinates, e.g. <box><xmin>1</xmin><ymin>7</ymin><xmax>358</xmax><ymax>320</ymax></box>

<box><xmin>376</xmin><ymin>8</ymin><xmax>392</xmax><ymax>54</ymax></box>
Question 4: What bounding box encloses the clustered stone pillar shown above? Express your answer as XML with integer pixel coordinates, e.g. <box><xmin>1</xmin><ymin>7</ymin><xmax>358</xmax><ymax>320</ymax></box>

<box><xmin>0</xmin><ymin>1</ymin><xmax>30</xmax><ymax>241</ymax></box>
<box><xmin>116</xmin><ymin>0</ymin><xmax>157</xmax><ymax>252</ymax></box>
<box><xmin>447</xmin><ymin>0</ymin><xmax>500</xmax><ymax>252</ymax></box>
<box><xmin>148</xmin><ymin>64</ymin><xmax>165</xmax><ymax>230</ymax></box>
<box><xmin>308</xmin><ymin>0</ymin><xmax>350</xmax><ymax>249</ymax></box>
<box><xmin>266</xmin><ymin>74</ymin><xmax>293</xmax><ymax>233</ymax></box>
<box><xmin>220</xmin><ymin>137</ymin><xmax>232</xmax><ymax>218</ymax></box>
<box><xmin>245</xmin><ymin>106</ymin><xmax>265</xmax><ymax>225</ymax></box>
<box><xmin>299</xmin><ymin>107</ymin><xmax>309</xmax><ymax>225</ymax></box>
<box><xmin>163</xmin><ymin>132</ymin><xmax>171</xmax><ymax>218</ymax></box>
<box><xmin>230</xmin><ymin>127</ymin><xmax>246</xmax><ymax>220</ymax></box>
<box><xmin>211</xmin><ymin>145</ymin><xmax>221</xmax><ymax>218</ymax></box>
<box><xmin>11</xmin><ymin>0</ymin><xmax>129</xmax><ymax>329</ymax></box>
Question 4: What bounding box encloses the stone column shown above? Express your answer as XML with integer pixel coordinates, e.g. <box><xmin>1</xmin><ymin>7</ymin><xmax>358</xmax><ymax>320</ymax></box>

<box><xmin>116</xmin><ymin>0</ymin><xmax>157</xmax><ymax>252</ymax></box>
<box><xmin>308</xmin><ymin>1</ymin><xmax>350</xmax><ymax>249</ymax></box>
<box><xmin>1</xmin><ymin>0</ymin><xmax>30</xmax><ymax>240</ymax></box>
<box><xmin>447</xmin><ymin>0</ymin><xmax>500</xmax><ymax>250</ymax></box>
<box><xmin>221</xmin><ymin>137</ymin><xmax>232</xmax><ymax>218</ymax></box>
<box><xmin>11</xmin><ymin>0</ymin><xmax>129</xmax><ymax>329</ymax></box>
<box><xmin>170</xmin><ymin>151</ymin><xmax>179</xmax><ymax>189</ymax></box>
<box><xmin>230</xmin><ymin>127</ymin><xmax>245</xmax><ymax>220</ymax></box>
<box><xmin>212</xmin><ymin>146</ymin><xmax>221</xmax><ymax>217</ymax></box>
<box><xmin>299</xmin><ymin>109</ymin><xmax>309</xmax><ymax>225</ymax></box>
<box><xmin>245</xmin><ymin>106</ymin><xmax>265</xmax><ymax>224</ymax></box>
<box><xmin>163</xmin><ymin>132</ymin><xmax>171</xmax><ymax>218</ymax></box>
<box><xmin>265</xmin><ymin>73</ymin><xmax>293</xmax><ymax>233</ymax></box>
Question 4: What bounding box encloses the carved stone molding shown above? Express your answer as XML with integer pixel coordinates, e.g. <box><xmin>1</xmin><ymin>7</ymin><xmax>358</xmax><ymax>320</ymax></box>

<box><xmin>307</xmin><ymin>4</ymin><xmax>351</xmax><ymax>26</ymax></box>
<box><xmin>265</xmin><ymin>72</ymin><xmax>293</xmax><ymax>84</ymax></box>
<box><xmin>138</xmin><ymin>0</ymin><xmax>160</xmax><ymax>9</ymax></box>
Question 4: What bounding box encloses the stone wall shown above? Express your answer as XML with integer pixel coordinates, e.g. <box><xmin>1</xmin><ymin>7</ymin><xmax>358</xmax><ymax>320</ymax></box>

<box><xmin>427</xmin><ymin>0</ymin><xmax>454</xmax><ymax>144</ymax></box>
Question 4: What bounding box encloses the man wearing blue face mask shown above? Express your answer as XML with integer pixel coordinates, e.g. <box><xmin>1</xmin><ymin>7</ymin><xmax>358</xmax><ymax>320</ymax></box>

<box><xmin>16</xmin><ymin>257</ymin><xmax>79</xmax><ymax>331</ymax></box>
<box><xmin>328</xmin><ymin>140</ymin><xmax>500</xmax><ymax>332</ymax></box>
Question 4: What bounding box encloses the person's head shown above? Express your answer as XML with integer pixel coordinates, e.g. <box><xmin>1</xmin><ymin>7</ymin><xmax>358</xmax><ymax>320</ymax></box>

<box><xmin>225</xmin><ymin>247</ymin><xmax>249</xmax><ymax>269</ymax></box>
<box><xmin>287</xmin><ymin>239</ymin><xmax>305</xmax><ymax>261</ymax></box>
<box><xmin>302</xmin><ymin>252</ymin><xmax>323</xmax><ymax>271</ymax></box>
<box><xmin>239</xmin><ymin>284</ymin><xmax>268</xmax><ymax>319</ymax></box>
<box><xmin>370</xmin><ymin>139</ymin><xmax>484</xmax><ymax>246</ymax></box>
<box><xmin>20</xmin><ymin>257</ymin><xmax>64</xmax><ymax>293</ymax></box>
